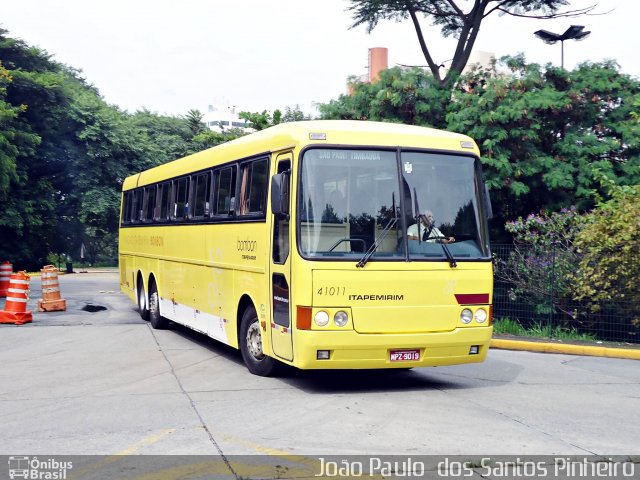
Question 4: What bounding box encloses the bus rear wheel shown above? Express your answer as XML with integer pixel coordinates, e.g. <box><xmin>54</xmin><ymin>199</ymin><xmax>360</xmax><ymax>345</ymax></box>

<box><xmin>149</xmin><ymin>283</ymin><xmax>169</xmax><ymax>330</ymax></box>
<box><xmin>240</xmin><ymin>306</ymin><xmax>277</xmax><ymax>376</ymax></box>
<box><xmin>137</xmin><ymin>281</ymin><xmax>149</xmax><ymax>320</ymax></box>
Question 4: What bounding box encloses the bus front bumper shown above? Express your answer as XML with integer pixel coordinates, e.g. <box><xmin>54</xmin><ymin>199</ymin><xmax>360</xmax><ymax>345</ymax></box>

<box><xmin>291</xmin><ymin>326</ymin><xmax>493</xmax><ymax>369</ymax></box>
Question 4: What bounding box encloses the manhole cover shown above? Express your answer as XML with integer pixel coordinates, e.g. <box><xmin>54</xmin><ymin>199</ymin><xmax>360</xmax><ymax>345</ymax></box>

<box><xmin>82</xmin><ymin>304</ymin><xmax>107</xmax><ymax>312</ymax></box>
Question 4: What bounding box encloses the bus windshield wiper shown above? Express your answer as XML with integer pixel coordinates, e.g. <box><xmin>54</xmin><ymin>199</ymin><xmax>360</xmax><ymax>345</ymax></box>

<box><xmin>356</xmin><ymin>218</ymin><xmax>397</xmax><ymax>268</ymax></box>
<box><xmin>440</xmin><ymin>240</ymin><xmax>457</xmax><ymax>268</ymax></box>
<box><xmin>357</xmin><ymin>193</ymin><xmax>398</xmax><ymax>268</ymax></box>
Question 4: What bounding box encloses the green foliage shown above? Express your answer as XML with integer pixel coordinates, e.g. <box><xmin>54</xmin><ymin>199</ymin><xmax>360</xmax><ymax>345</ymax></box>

<box><xmin>497</xmin><ymin>209</ymin><xmax>584</xmax><ymax>321</ymax></box>
<box><xmin>0</xmin><ymin>60</ymin><xmax>40</xmax><ymax>196</ymax></box>
<box><xmin>631</xmin><ymin>96</ymin><xmax>640</xmax><ymax>124</ymax></box>
<box><xmin>238</xmin><ymin>109</ymin><xmax>282</xmax><ymax>131</ymax></box>
<box><xmin>320</xmin><ymin>67</ymin><xmax>449</xmax><ymax>127</ymax></box>
<box><xmin>447</xmin><ymin>57</ymin><xmax>640</xmax><ymax>236</ymax></box>
<box><xmin>495</xmin><ymin>178</ymin><xmax>640</xmax><ymax>340</ymax></box>
<box><xmin>321</xmin><ymin>57</ymin><xmax>640</xmax><ymax>241</ymax></box>
<box><xmin>129</xmin><ymin>109</ymin><xmax>193</xmax><ymax>160</ymax></box>
<box><xmin>0</xmin><ymin>61</ymin><xmax>18</xmax><ymax>192</ymax></box>
<box><xmin>0</xmin><ymin>30</ymin><xmax>76</xmax><ymax>268</ymax></box>
<box><xmin>505</xmin><ymin>207</ymin><xmax>585</xmax><ymax>248</ymax></box>
<box><xmin>192</xmin><ymin>128</ymin><xmax>245</xmax><ymax>150</ymax></box>
<box><xmin>281</xmin><ymin>104</ymin><xmax>311</xmax><ymax>122</ymax></box>
<box><xmin>493</xmin><ymin>317</ymin><xmax>598</xmax><ymax>342</ymax></box>
<box><xmin>184</xmin><ymin>108</ymin><xmax>206</xmax><ymax>135</ymax></box>
<box><xmin>572</xmin><ymin>177</ymin><xmax>640</xmax><ymax>326</ymax></box>
<box><xmin>0</xmin><ymin>28</ymin><xmax>200</xmax><ymax>268</ymax></box>
<box><xmin>0</xmin><ymin>27</ymin><xmax>320</xmax><ymax>268</ymax></box>
<box><xmin>238</xmin><ymin>105</ymin><xmax>311</xmax><ymax>131</ymax></box>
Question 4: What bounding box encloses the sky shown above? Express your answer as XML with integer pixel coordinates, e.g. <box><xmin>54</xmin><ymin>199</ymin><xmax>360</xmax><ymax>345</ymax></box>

<box><xmin>1</xmin><ymin>0</ymin><xmax>638</xmax><ymax>117</ymax></box>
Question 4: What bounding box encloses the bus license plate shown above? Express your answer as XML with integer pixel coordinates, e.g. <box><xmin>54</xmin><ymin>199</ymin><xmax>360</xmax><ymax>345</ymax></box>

<box><xmin>390</xmin><ymin>350</ymin><xmax>420</xmax><ymax>362</ymax></box>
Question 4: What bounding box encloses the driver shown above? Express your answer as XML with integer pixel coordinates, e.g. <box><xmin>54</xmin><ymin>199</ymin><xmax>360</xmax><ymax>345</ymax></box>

<box><xmin>407</xmin><ymin>210</ymin><xmax>455</xmax><ymax>243</ymax></box>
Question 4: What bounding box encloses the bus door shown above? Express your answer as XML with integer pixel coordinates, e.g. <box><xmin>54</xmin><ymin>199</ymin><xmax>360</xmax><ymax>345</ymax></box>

<box><xmin>269</xmin><ymin>153</ymin><xmax>293</xmax><ymax>361</ymax></box>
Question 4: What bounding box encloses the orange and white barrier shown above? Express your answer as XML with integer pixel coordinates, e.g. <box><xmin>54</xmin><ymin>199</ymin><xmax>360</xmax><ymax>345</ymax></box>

<box><xmin>38</xmin><ymin>265</ymin><xmax>66</xmax><ymax>312</ymax></box>
<box><xmin>0</xmin><ymin>271</ymin><xmax>33</xmax><ymax>325</ymax></box>
<box><xmin>0</xmin><ymin>261</ymin><xmax>12</xmax><ymax>297</ymax></box>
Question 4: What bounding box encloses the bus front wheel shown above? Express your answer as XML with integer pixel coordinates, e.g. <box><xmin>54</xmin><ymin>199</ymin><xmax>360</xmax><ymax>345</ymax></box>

<box><xmin>240</xmin><ymin>306</ymin><xmax>277</xmax><ymax>376</ymax></box>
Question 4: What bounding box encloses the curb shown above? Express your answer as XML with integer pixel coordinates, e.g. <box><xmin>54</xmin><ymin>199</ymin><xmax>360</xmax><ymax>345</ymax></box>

<box><xmin>491</xmin><ymin>338</ymin><xmax>640</xmax><ymax>360</ymax></box>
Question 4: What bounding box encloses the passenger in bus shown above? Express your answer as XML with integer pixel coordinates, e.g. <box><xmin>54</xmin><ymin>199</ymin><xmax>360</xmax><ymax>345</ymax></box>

<box><xmin>407</xmin><ymin>210</ymin><xmax>455</xmax><ymax>243</ymax></box>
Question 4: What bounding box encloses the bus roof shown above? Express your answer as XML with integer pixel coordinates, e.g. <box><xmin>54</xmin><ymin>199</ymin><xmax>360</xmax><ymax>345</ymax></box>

<box><xmin>123</xmin><ymin>120</ymin><xmax>479</xmax><ymax>191</ymax></box>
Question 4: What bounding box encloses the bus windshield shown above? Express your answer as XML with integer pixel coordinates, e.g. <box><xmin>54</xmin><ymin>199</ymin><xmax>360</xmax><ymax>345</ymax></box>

<box><xmin>298</xmin><ymin>148</ymin><xmax>490</xmax><ymax>261</ymax></box>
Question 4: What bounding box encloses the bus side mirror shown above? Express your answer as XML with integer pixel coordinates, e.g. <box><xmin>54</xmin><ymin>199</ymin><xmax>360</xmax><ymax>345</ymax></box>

<box><xmin>484</xmin><ymin>182</ymin><xmax>493</xmax><ymax>220</ymax></box>
<box><xmin>271</xmin><ymin>172</ymin><xmax>290</xmax><ymax>216</ymax></box>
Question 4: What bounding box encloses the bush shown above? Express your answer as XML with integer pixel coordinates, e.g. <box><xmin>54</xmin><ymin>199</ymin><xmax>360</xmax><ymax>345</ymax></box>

<box><xmin>572</xmin><ymin>180</ymin><xmax>640</xmax><ymax>327</ymax></box>
<box><xmin>495</xmin><ymin>208</ymin><xmax>584</xmax><ymax>323</ymax></box>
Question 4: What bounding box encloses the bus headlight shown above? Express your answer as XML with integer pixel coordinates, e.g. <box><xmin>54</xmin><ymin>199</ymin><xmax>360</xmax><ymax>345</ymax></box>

<box><xmin>314</xmin><ymin>310</ymin><xmax>329</xmax><ymax>327</ymax></box>
<box><xmin>334</xmin><ymin>310</ymin><xmax>349</xmax><ymax>327</ymax></box>
<box><xmin>474</xmin><ymin>308</ymin><xmax>488</xmax><ymax>323</ymax></box>
<box><xmin>460</xmin><ymin>309</ymin><xmax>473</xmax><ymax>324</ymax></box>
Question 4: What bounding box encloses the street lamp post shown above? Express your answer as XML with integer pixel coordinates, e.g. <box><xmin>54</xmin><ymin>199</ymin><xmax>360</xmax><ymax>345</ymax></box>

<box><xmin>534</xmin><ymin>25</ymin><xmax>591</xmax><ymax>69</ymax></box>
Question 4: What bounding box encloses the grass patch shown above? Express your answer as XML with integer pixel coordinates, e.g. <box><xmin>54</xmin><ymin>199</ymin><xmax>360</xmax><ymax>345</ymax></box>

<box><xmin>493</xmin><ymin>317</ymin><xmax>598</xmax><ymax>342</ymax></box>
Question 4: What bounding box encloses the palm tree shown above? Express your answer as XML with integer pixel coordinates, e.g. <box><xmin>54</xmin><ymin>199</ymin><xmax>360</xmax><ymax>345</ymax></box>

<box><xmin>185</xmin><ymin>109</ymin><xmax>206</xmax><ymax>135</ymax></box>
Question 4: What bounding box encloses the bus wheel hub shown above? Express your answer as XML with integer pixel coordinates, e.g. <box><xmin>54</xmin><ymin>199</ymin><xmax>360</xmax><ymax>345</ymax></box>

<box><xmin>246</xmin><ymin>323</ymin><xmax>264</xmax><ymax>360</ymax></box>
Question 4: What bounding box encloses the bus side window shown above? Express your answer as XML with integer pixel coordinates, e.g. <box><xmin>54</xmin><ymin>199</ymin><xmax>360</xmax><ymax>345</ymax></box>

<box><xmin>239</xmin><ymin>164</ymin><xmax>250</xmax><ymax>215</ymax></box>
<box><xmin>239</xmin><ymin>158</ymin><xmax>268</xmax><ymax>215</ymax></box>
<box><xmin>144</xmin><ymin>186</ymin><xmax>156</xmax><ymax>222</ymax></box>
<box><xmin>172</xmin><ymin>177</ymin><xmax>190</xmax><ymax>220</ymax></box>
<box><xmin>193</xmin><ymin>171</ymin><xmax>212</xmax><ymax>218</ymax></box>
<box><xmin>122</xmin><ymin>192</ymin><xmax>131</xmax><ymax>224</ymax></box>
<box><xmin>133</xmin><ymin>189</ymin><xmax>143</xmax><ymax>224</ymax></box>
<box><xmin>249</xmin><ymin>158</ymin><xmax>268</xmax><ymax>214</ymax></box>
<box><xmin>128</xmin><ymin>191</ymin><xmax>135</xmax><ymax>223</ymax></box>
<box><xmin>214</xmin><ymin>166</ymin><xmax>236</xmax><ymax>216</ymax></box>
<box><xmin>158</xmin><ymin>181</ymin><xmax>171</xmax><ymax>221</ymax></box>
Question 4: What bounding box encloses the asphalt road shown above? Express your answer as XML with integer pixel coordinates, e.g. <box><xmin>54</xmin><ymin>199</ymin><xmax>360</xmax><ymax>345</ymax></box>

<box><xmin>1</xmin><ymin>272</ymin><xmax>639</xmax><ymax>459</ymax></box>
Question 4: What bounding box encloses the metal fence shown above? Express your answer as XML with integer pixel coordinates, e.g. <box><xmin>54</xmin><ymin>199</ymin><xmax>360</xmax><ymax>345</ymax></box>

<box><xmin>491</xmin><ymin>244</ymin><xmax>640</xmax><ymax>344</ymax></box>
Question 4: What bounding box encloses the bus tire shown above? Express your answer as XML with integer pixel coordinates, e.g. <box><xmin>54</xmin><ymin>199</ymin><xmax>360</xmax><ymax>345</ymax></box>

<box><xmin>240</xmin><ymin>306</ymin><xmax>277</xmax><ymax>376</ymax></box>
<box><xmin>149</xmin><ymin>283</ymin><xmax>169</xmax><ymax>330</ymax></box>
<box><xmin>137</xmin><ymin>281</ymin><xmax>149</xmax><ymax>320</ymax></box>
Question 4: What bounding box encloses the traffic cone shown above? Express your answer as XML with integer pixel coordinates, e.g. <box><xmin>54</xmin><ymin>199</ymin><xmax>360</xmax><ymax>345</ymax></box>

<box><xmin>0</xmin><ymin>261</ymin><xmax>12</xmax><ymax>297</ymax></box>
<box><xmin>37</xmin><ymin>265</ymin><xmax>66</xmax><ymax>312</ymax></box>
<box><xmin>0</xmin><ymin>271</ymin><xmax>33</xmax><ymax>325</ymax></box>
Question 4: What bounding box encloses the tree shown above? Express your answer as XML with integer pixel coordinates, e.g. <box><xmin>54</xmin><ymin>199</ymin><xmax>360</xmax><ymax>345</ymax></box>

<box><xmin>447</xmin><ymin>56</ymin><xmax>640</xmax><ymax>235</ymax></box>
<box><xmin>64</xmin><ymin>91</ymin><xmax>141</xmax><ymax>264</ymax></box>
<box><xmin>320</xmin><ymin>66</ymin><xmax>449</xmax><ymax>127</ymax></box>
<box><xmin>184</xmin><ymin>108</ymin><xmax>206</xmax><ymax>135</ymax></box>
<box><xmin>239</xmin><ymin>109</ymin><xmax>282</xmax><ymax>131</ymax></box>
<box><xmin>0</xmin><ymin>29</ymin><xmax>76</xmax><ymax>268</ymax></box>
<box><xmin>129</xmin><ymin>108</ymin><xmax>193</xmax><ymax>159</ymax></box>
<box><xmin>0</xmin><ymin>60</ymin><xmax>40</xmax><ymax>196</ymax></box>
<box><xmin>191</xmin><ymin>128</ymin><xmax>245</xmax><ymax>150</ymax></box>
<box><xmin>282</xmin><ymin>104</ymin><xmax>311</xmax><ymax>122</ymax></box>
<box><xmin>348</xmin><ymin>0</ymin><xmax>596</xmax><ymax>87</ymax></box>
<box><xmin>2</xmin><ymin>27</ymin><xmax>278</xmax><ymax>268</ymax></box>
<box><xmin>0</xmin><ymin>28</ymin><xmax>201</xmax><ymax>268</ymax></box>
<box><xmin>320</xmin><ymin>56</ymin><xmax>640</xmax><ymax>240</ymax></box>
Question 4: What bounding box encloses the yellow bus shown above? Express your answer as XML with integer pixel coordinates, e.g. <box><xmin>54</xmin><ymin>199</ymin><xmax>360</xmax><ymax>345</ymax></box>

<box><xmin>119</xmin><ymin>120</ymin><xmax>494</xmax><ymax>376</ymax></box>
